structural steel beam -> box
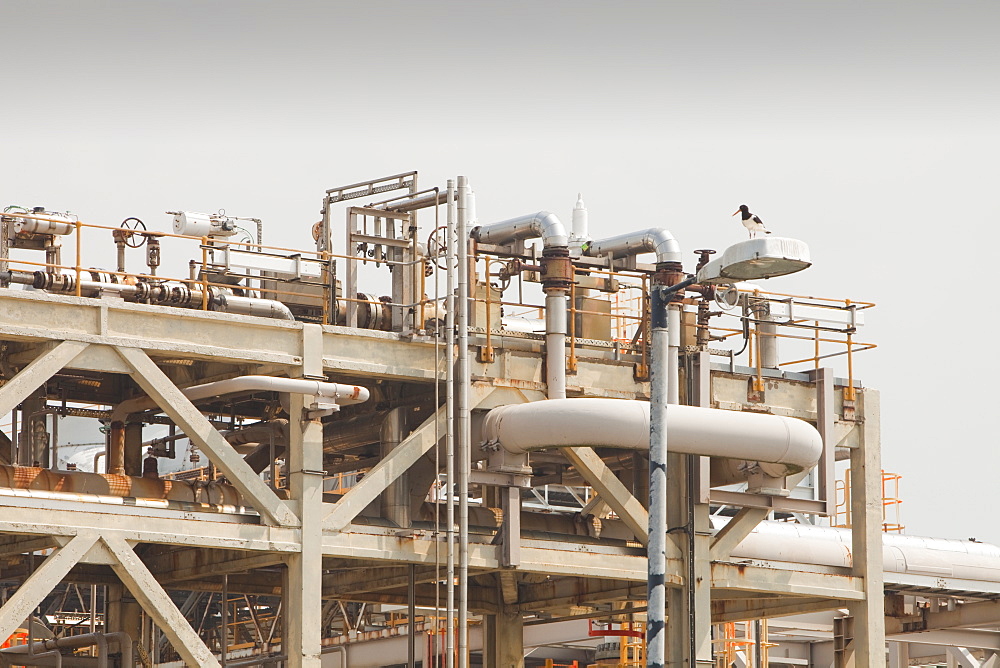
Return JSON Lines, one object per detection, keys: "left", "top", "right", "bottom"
{"left": 710, "top": 507, "right": 770, "bottom": 561}
{"left": 102, "top": 535, "right": 222, "bottom": 668}
{"left": 886, "top": 599, "right": 1000, "bottom": 634}
{"left": 116, "top": 345, "right": 299, "bottom": 527}
{"left": 0, "top": 340, "right": 88, "bottom": 416}
{"left": 0, "top": 531, "right": 98, "bottom": 644}
{"left": 324, "top": 385, "right": 493, "bottom": 532}
{"left": 562, "top": 446, "right": 658, "bottom": 549}
{"left": 712, "top": 596, "right": 849, "bottom": 623}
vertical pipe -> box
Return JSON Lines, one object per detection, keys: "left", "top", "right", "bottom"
{"left": 455, "top": 176, "right": 471, "bottom": 668}
{"left": 545, "top": 293, "right": 568, "bottom": 399}
{"left": 444, "top": 180, "right": 456, "bottom": 668}
{"left": 89, "top": 585, "right": 97, "bottom": 634}
{"left": 667, "top": 305, "right": 681, "bottom": 405}
{"left": 74, "top": 221, "right": 82, "bottom": 297}
{"left": 408, "top": 564, "right": 416, "bottom": 668}
{"left": 221, "top": 575, "right": 228, "bottom": 668}
{"left": 50, "top": 413, "right": 58, "bottom": 470}
{"left": 647, "top": 285, "right": 669, "bottom": 668}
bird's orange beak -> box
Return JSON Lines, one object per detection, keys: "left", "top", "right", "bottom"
{"left": 731, "top": 210, "right": 740, "bottom": 216}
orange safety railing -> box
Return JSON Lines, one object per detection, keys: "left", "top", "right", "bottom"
{"left": 713, "top": 620, "right": 777, "bottom": 668}
{"left": 834, "top": 469, "right": 904, "bottom": 533}
{"left": 0, "top": 211, "right": 434, "bottom": 328}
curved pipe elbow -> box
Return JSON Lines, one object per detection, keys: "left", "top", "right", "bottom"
{"left": 587, "top": 228, "right": 682, "bottom": 265}
{"left": 472, "top": 211, "right": 569, "bottom": 249}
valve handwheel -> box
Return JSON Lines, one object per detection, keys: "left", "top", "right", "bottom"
{"left": 120, "top": 217, "right": 147, "bottom": 248}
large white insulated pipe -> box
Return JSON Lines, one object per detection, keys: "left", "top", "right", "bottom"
{"left": 481, "top": 398, "right": 822, "bottom": 476}
{"left": 718, "top": 518, "right": 1000, "bottom": 582}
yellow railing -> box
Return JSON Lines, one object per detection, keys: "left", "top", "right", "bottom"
{"left": 834, "top": 469, "right": 904, "bottom": 533}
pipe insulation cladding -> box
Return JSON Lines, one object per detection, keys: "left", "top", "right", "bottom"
{"left": 471, "top": 211, "right": 569, "bottom": 248}
{"left": 716, "top": 517, "right": 1000, "bottom": 583}
{"left": 480, "top": 398, "right": 822, "bottom": 475}
{"left": 586, "top": 228, "right": 683, "bottom": 265}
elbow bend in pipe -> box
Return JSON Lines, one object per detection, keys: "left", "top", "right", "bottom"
{"left": 586, "top": 228, "right": 682, "bottom": 265}
{"left": 472, "top": 211, "right": 569, "bottom": 249}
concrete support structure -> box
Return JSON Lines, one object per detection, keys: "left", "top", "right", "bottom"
{"left": 845, "top": 389, "right": 886, "bottom": 666}
{"left": 484, "top": 606, "right": 524, "bottom": 668}
{"left": 0, "top": 183, "right": 924, "bottom": 668}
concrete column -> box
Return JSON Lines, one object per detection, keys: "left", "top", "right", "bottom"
{"left": 380, "top": 407, "right": 410, "bottom": 528}
{"left": 666, "top": 451, "right": 713, "bottom": 666}
{"left": 846, "top": 389, "right": 886, "bottom": 666}
{"left": 484, "top": 606, "right": 523, "bottom": 668}
{"left": 888, "top": 641, "right": 909, "bottom": 668}
{"left": 666, "top": 452, "right": 686, "bottom": 667}
{"left": 106, "top": 584, "right": 143, "bottom": 650}
{"left": 285, "top": 391, "right": 324, "bottom": 668}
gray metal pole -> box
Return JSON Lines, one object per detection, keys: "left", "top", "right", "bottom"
{"left": 647, "top": 285, "right": 669, "bottom": 668}
{"left": 444, "top": 180, "right": 456, "bottom": 668}
{"left": 456, "top": 175, "right": 471, "bottom": 668}
{"left": 408, "top": 564, "right": 416, "bottom": 668}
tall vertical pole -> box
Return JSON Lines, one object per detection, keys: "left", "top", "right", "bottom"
{"left": 456, "top": 175, "right": 471, "bottom": 668}
{"left": 647, "top": 285, "right": 669, "bottom": 668}
{"left": 444, "top": 180, "right": 457, "bottom": 668}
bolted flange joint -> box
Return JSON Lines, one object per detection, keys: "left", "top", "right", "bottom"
{"left": 539, "top": 246, "right": 574, "bottom": 293}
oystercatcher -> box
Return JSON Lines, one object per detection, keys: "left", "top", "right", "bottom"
{"left": 733, "top": 205, "right": 771, "bottom": 238}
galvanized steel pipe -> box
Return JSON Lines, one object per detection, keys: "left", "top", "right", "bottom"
{"left": 586, "top": 229, "right": 683, "bottom": 265}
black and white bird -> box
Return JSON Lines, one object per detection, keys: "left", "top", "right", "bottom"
{"left": 732, "top": 204, "right": 771, "bottom": 238}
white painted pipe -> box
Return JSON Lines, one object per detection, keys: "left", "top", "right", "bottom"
{"left": 586, "top": 228, "right": 682, "bottom": 264}
{"left": 481, "top": 398, "right": 822, "bottom": 475}
{"left": 112, "top": 376, "right": 370, "bottom": 422}
{"left": 545, "top": 293, "right": 568, "bottom": 400}
{"left": 211, "top": 293, "right": 295, "bottom": 321}
{"left": 718, "top": 518, "right": 1000, "bottom": 583}
{"left": 472, "top": 211, "right": 569, "bottom": 249}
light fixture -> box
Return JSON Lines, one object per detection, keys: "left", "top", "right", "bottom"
{"left": 695, "top": 237, "right": 811, "bottom": 285}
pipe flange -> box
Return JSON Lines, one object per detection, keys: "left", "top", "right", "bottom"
{"left": 540, "top": 247, "right": 574, "bottom": 291}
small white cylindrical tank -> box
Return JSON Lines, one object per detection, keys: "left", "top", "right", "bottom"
{"left": 171, "top": 211, "right": 238, "bottom": 238}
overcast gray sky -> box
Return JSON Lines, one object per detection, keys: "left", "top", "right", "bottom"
{"left": 2, "top": 1, "right": 998, "bottom": 541}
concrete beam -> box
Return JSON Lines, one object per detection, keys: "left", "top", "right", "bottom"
{"left": 0, "top": 531, "right": 98, "bottom": 644}
{"left": 116, "top": 345, "right": 298, "bottom": 527}
{"left": 101, "top": 535, "right": 222, "bottom": 668}
{"left": 0, "top": 340, "right": 88, "bottom": 416}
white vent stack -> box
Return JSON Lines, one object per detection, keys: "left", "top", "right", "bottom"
{"left": 571, "top": 193, "right": 588, "bottom": 239}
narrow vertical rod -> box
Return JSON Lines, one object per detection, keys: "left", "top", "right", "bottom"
{"left": 221, "top": 574, "right": 228, "bottom": 668}
{"left": 647, "top": 286, "right": 669, "bottom": 668}
{"left": 408, "top": 564, "right": 416, "bottom": 668}
{"left": 444, "top": 180, "right": 456, "bottom": 668}
{"left": 455, "top": 175, "right": 471, "bottom": 668}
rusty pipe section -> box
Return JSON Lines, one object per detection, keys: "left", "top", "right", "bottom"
{"left": 0, "top": 464, "right": 243, "bottom": 505}
{"left": 107, "top": 376, "right": 369, "bottom": 474}
{"left": 1, "top": 270, "right": 294, "bottom": 320}
{"left": 0, "top": 632, "right": 133, "bottom": 668}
